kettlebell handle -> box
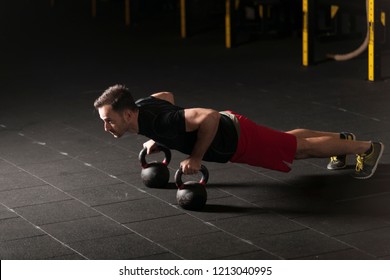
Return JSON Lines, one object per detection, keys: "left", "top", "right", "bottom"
{"left": 174, "top": 165, "right": 209, "bottom": 189}
{"left": 139, "top": 145, "right": 171, "bottom": 168}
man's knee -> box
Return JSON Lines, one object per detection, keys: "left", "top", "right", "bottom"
{"left": 295, "top": 137, "right": 310, "bottom": 159}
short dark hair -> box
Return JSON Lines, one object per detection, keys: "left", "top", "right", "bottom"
{"left": 94, "top": 84, "right": 137, "bottom": 111}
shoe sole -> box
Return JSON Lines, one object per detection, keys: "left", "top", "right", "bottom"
{"left": 327, "top": 163, "right": 346, "bottom": 170}
{"left": 354, "top": 142, "right": 385, "bottom": 180}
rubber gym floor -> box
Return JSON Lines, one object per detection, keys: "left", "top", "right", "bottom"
{"left": 1, "top": 1, "right": 390, "bottom": 260}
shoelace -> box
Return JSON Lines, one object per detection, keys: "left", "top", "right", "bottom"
{"left": 330, "top": 156, "right": 338, "bottom": 162}
{"left": 356, "top": 155, "right": 364, "bottom": 172}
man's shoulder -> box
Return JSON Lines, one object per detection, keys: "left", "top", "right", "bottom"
{"left": 135, "top": 96, "right": 155, "bottom": 106}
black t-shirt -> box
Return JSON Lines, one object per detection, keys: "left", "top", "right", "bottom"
{"left": 136, "top": 96, "right": 238, "bottom": 163}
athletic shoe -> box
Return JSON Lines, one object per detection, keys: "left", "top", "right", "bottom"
{"left": 353, "top": 142, "right": 384, "bottom": 179}
{"left": 327, "top": 132, "right": 356, "bottom": 170}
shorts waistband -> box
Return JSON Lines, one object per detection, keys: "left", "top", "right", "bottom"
{"left": 220, "top": 111, "right": 240, "bottom": 138}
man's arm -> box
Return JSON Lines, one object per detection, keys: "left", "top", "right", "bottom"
{"left": 151, "top": 92, "right": 175, "bottom": 104}
{"left": 181, "top": 108, "right": 220, "bottom": 174}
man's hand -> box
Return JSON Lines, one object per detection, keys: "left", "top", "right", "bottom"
{"left": 180, "top": 157, "right": 202, "bottom": 175}
{"left": 143, "top": 139, "right": 159, "bottom": 154}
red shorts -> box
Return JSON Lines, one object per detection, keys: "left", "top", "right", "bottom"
{"left": 229, "top": 111, "right": 297, "bottom": 172}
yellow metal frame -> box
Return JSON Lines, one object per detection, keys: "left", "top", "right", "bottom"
{"left": 368, "top": 0, "right": 375, "bottom": 81}
{"left": 302, "top": 0, "right": 309, "bottom": 66}
{"left": 330, "top": 5, "right": 339, "bottom": 19}
{"left": 180, "top": 0, "right": 186, "bottom": 38}
{"left": 91, "top": 0, "right": 97, "bottom": 18}
{"left": 125, "top": 0, "right": 131, "bottom": 26}
{"left": 225, "top": 0, "right": 231, "bottom": 48}
{"left": 259, "top": 5, "right": 264, "bottom": 19}
{"left": 381, "top": 11, "right": 386, "bottom": 27}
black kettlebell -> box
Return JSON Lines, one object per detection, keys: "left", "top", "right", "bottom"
{"left": 175, "top": 165, "right": 209, "bottom": 211}
{"left": 139, "top": 145, "right": 171, "bottom": 188}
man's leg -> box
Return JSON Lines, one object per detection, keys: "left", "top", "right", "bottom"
{"left": 293, "top": 136, "right": 371, "bottom": 159}
{"left": 287, "top": 129, "right": 356, "bottom": 169}
{"left": 292, "top": 131, "right": 384, "bottom": 179}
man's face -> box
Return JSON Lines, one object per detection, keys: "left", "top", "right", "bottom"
{"left": 98, "top": 105, "right": 129, "bottom": 138}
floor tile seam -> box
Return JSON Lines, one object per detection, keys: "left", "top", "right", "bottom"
{"left": 9, "top": 197, "right": 94, "bottom": 210}
{"left": 201, "top": 211, "right": 267, "bottom": 223}
{"left": 209, "top": 248, "right": 278, "bottom": 260}
{"left": 15, "top": 157, "right": 81, "bottom": 167}
{"left": 0, "top": 182, "right": 54, "bottom": 193}
{"left": 289, "top": 248, "right": 378, "bottom": 260}
{"left": 0, "top": 216, "right": 19, "bottom": 222}
{"left": 215, "top": 249, "right": 279, "bottom": 260}
{"left": 45, "top": 253, "right": 87, "bottom": 260}
{"left": 84, "top": 196, "right": 152, "bottom": 208}
{"left": 113, "top": 212, "right": 194, "bottom": 225}
{"left": 15, "top": 156, "right": 88, "bottom": 168}
{"left": 59, "top": 180, "right": 134, "bottom": 191}
{"left": 64, "top": 232, "right": 137, "bottom": 246}
{"left": 132, "top": 251, "right": 178, "bottom": 260}
{"left": 287, "top": 220, "right": 379, "bottom": 259}
{"left": 122, "top": 213, "right": 186, "bottom": 225}
{"left": 123, "top": 226, "right": 221, "bottom": 244}
{"left": 21, "top": 212, "right": 103, "bottom": 227}
{"left": 0, "top": 202, "right": 89, "bottom": 259}
{"left": 330, "top": 225, "right": 390, "bottom": 238}
{"left": 0, "top": 198, "right": 74, "bottom": 211}
{"left": 0, "top": 233, "right": 48, "bottom": 244}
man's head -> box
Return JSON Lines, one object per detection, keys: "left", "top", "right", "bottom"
{"left": 94, "top": 84, "right": 137, "bottom": 111}
{"left": 94, "top": 85, "right": 139, "bottom": 138}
